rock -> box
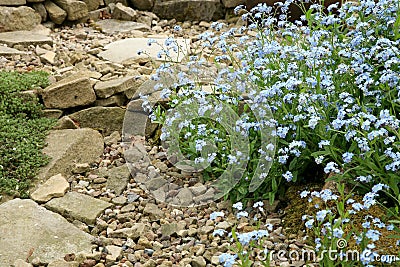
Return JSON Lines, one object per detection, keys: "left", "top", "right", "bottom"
{"left": 104, "top": 131, "right": 121, "bottom": 146}
{"left": 0, "top": 6, "right": 41, "bottom": 32}
{"left": 72, "top": 163, "right": 90, "bottom": 174}
{"left": 69, "top": 107, "right": 125, "bottom": 136}
{"left": 31, "top": 173, "right": 69, "bottom": 203}
{"left": 44, "top": 0, "right": 67, "bottom": 24}
{"left": 39, "top": 129, "right": 104, "bottom": 180}
{"left": 94, "top": 76, "right": 139, "bottom": 99}
{"left": 191, "top": 256, "right": 206, "bottom": 267}
{"left": 32, "top": 3, "right": 47, "bottom": 22}
{"left": 109, "top": 223, "right": 147, "bottom": 240}
{"left": 82, "top": 0, "right": 100, "bottom": 11}
{"left": 105, "top": 245, "right": 122, "bottom": 262}
{"left": 161, "top": 223, "right": 179, "bottom": 237}
{"left": 145, "top": 177, "right": 167, "bottom": 191}
{"left": 13, "top": 259, "right": 32, "bottom": 267}
{"left": 152, "top": 0, "right": 224, "bottom": 21}
{"left": 0, "top": 0, "right": 26, "bottom": 5}
{"left": 94, "top": 19, "right": 150, "bottom": 34}
{"left": 176, "top": 188, "right": 194, "bottom": 206}
{"left": 105, "top": 165, "right": 131, "bottom": 195}
{"left": 0, "top": 45, "right": 27, "bottom": 55}
{"left": 129, "top": 0, "right": 154, "bottom": 11}
{"left": 0, "top": 31, "right": 52, "bottom": 47}
{"left": 98, "top": 37, "right": 190, "bottom": 64}
{"left": 41, "top": 73, "right": 96, "bottom": 109}
{"left": 53, "top": 116, "right": 79, "bottom": 130}
{"left": 222, "top": 0, "right": 245, "bottom": 8}
{"left": 112, "top": 2, "right": 137, "bottom": 21}
{"left": 0, "top": 199, "right": 92, "bottom": 266}
{"left": 40, "top": 50, "right": 56, "bottom": 64}
{"left": 48, "top": 260, "right": 79, "bottom": 267}
{"left": 143, "top": 203, "right": 163, "bottom": 220}
{"left": 95, "top": 94, "right": 127, "bottom": 107}
{"left": 45, "top": 191, "right": 112, "bottom": 225}
{"left": 52, "top": 0, "right": 88, "bottom": 21}
{"left": 42, "top": 109, "right": 63, "bottom": 119}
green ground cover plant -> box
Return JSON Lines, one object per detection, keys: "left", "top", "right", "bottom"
{"left": 0, "top": 71, "right": 54, "bottom": 198}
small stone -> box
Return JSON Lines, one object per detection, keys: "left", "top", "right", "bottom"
{"left": 143, "top": 203, "right": 163, "bottom": 220}
{"left": 191, "top": 256, "right": 206, "bottom": 267}
{"left": 105, "top": 245, "right": 122, "bottom": 262}
{"left": 72, "top": 163, "right": 90, "bottom": 174}
{"left": 30, "top": 173, "right": 69, "bottom": 203}
{"left": 13, "top": 259, "right": 32, "bottom": 267}
{"left": 112, "top": 196, "right": 127, "bottom": 205}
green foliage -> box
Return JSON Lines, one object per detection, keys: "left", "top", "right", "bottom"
{"left": 0, "top": 71, "right": 55, "bottom": 197}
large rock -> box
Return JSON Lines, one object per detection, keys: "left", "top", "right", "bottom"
{"left": 112, "top": 2, "right": 137, "bottom": 21}
{"left": 0, "top": 45, "right": 27, "bottom": 55}
{"left": 94, "top": 76, "right": 139, "bottom": 99}
{"left": 98, "top": 37, "right": 190, "bottom": 64}
{"left": 31, "top": 173, "right": 69, "bottom": 203}
{"left": 69, "top": 107, "right": 125, "bottom": 136}
{"left": 44, "top": 0, "right": 67, "bottom": 24}
{"left": 222, "top": 0, "right": 245, "bottom": 8}
{"left": 129, "top": 0, "right": 154, "bottom": 11}
{"left": 45, "top": 191, "right": 112, "bottom": 225}
{"left": 0, "top": 30, "right": 52, "bottom": 47}
{"left": 94, "top": 19, "right": 150, "bottom": 34}
{"left": 0, "top": 6, "right": 41, "bottom": 32}
{"left": 0, "top": 0, "right": 26, "bottom": 5}
{"left": 41, "top": 73, "right": 96, "bottom": 109}
{"left": 52, "top": 0, "right": 88, "bottom": 21}
{"left": 0, "top": 199, "right": 92, "bottom": 266}
{"left": 152, "top": 0, "right": 224, "bottom": 21}
{"left": 39, "top": 128, "right": 104, "bottom": 180}
{"left": 81, "top": 0, "right": 100, "bottom": 11}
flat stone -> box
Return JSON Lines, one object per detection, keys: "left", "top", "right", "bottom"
{"left": 31, "top": 173, "right": 69, "bottom": 203}
{"left": 69, "top": 106, "right": 125, "bottom": 136}
{"left": 98, "top": 37, "right": 190, "bottom": 64}
{"left": 42, "top": 72, "right": 96, "bottom": 109}
{"left": 94, "top": 76, "right": 138, "bottom": 99}
{"left": 0, "top": 31, "right": 51, "bottom": 47}
{"left": 109, "top": 223, "right": 147, "bottom": 240}
{"left": 0, "top": 45, "right": 27, "bottom": 55}
{"left": 105, "top": 165, "right": 131, "bottom": 195}
{"left": 0, "top": 199, "right": 92, "bottom": 266}
{"left": 47, "top": 260, "right": 79, "bottom": 267}
{"left": 143, "top": 203, "right": 164, "bottom": 220}
{"left": 94, "top": 19, "right": 150, "bottom": 34}
{"left": 45, "top": 191, "right": 112, "bottom": 225}
{"left": 112, "top": 2, "right": 137, "bottom": 21}
{"left": 13, "top": 259, "right": 32, "bottom": 267}
{"left": 39, "top": 129, "right": 104, "bottom": 180}
{"left": 53, "top": 0, "right": 88, "bottom": 21}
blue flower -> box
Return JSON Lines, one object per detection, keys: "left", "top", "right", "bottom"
{"left": 233, "top": 202, "right": 243, "bottom": 211}
{"left": 210, "top": 211, "right": 224, "bottom": 220}
{"left": 219, "top": 253, "right": 237, "bottom": 267}
{"left": 213, "top": 229, "right": 227, "bottom": 237}
{"left": 342, "top": 152, "right": 354, "bottom": 163}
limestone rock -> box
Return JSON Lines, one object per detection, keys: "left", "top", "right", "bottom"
{"left": 39, "top": 128, "right": 104, "bottom": 180}
{"left": 152, "top": 0, "right": 224, "bottom": 21}
{"left": 0, "top": 0, "right": 26, "bottom": 5}
{"left": 94, "top": 19, "right": 150, "bottom": 34}
{"left": 94, "top": 76, "right": 139, "bottom": 99}
{"left": 98, "top": 37, "right": 190, "bottom": 63}
{"left": 105, "top": 165, "right": 131, "bottom": 195}
{"left": 222, "top": 0, "right": 245, "bottom": 8}
{"left": 0, "top": 45, "right": 27, "bottom": 56}
{"left": 69, "top": 106, "right": 125, "bottom": 136}
{"left": 44, "top": 0, "right": 67, "bottom": 24}
{"left": 52, "top": 0, "right": 88, "bottom": 21}
{"left": 31, "top": 173, "right": 69, "bottom": 203}
{"left": 143, "top": 203, "right": 164, "bottom": 220}
{"left": 0, "top": 6, "right": 41, "bottom": 32}
{"left": 81, "top": 0, "right": 100, "bottom": 11}
{"left": 129, "top": 0, "right": 154, "bottom": 11}
{"left": 13, "top": 259, "right": 32, "bottom": 267}
{"left": 32, "top": 2, "right": 47, "bottom": 22}
{"left": 45, "top": 191, "right": 112, "bottom": 225}
{"left": 112, "top": 2, "right": 137, "bottom": 21}
{"left": 41, "top": 72, "right": 96, "bottom": 109}
{"left": 95, "top": 94, "right": 127, "bottom": 107}
{"left": 0, "top": 31, "right": 52, "bottom": 47}
{"left": 0, "top": 199, "right": 92, "bottom": 266}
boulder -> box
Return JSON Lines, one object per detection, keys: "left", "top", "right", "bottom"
{"left": 44, "top": 0, "right": 67, "bottom": 24}
{"left": 112, "top": 2, "right": 137, "bottom": 21}
{"left": 0, "top": 0, "right": 26, "bottom": 5}
{"left": 45, "top": 192, "right": 112, "bottom": 225}
{"left": 39, "top": 128, "right": 104, "bottom": 180}
{"left": 30, "top": 173, "right": 69, "bottom": 203}
{"left": 52, "top": 0, "right": 88, "bottom": 21}
{"left": 69, "top": 107, "right": 125, "bottom": 136}
{"left": 41, "top": 72, "right": 96, "bottom": 109}
{"left": 129, "top": 0, "right": 154, "bottom": 11}
{"left": 0, "top": 6, "right": 41, "bottom": 32}
{"left": 81, "top": 0, "right": 100, "bottom": 11}
{"left": 0, "top": 199, "right": 92, "bottom": 266}
{"left": 152, "top": 0, "right": 224, "bottom": 21}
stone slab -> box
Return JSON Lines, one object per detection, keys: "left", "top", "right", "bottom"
{"left": 94, "top": 19, "right": 150, "bottom": 34}
{"left": 0, "top": 45, "right": 27, "bottom": 55}
{"left": 31, "top": 173, "right": 69, "bottom": 203}
{"left": 0, "top": 199, "right": 92, "bottom": 266}
{"left": 98, "top": 37, "right": 190, "bottom": 64}
{"left": 45, "top": 191, "right": 112, "bottom": 225}
{"left": 0, "top": 0, "right": 26, "bottom": 5}
{"left": 39, "top": 128, "right": 104, "bottom": 180}
{"left": 0, "top": 31, "right": 52, "bottom": 47}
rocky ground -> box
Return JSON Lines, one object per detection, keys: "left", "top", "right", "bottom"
{"left": 0, "top": 15, "right": 313, "bottom": 267}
